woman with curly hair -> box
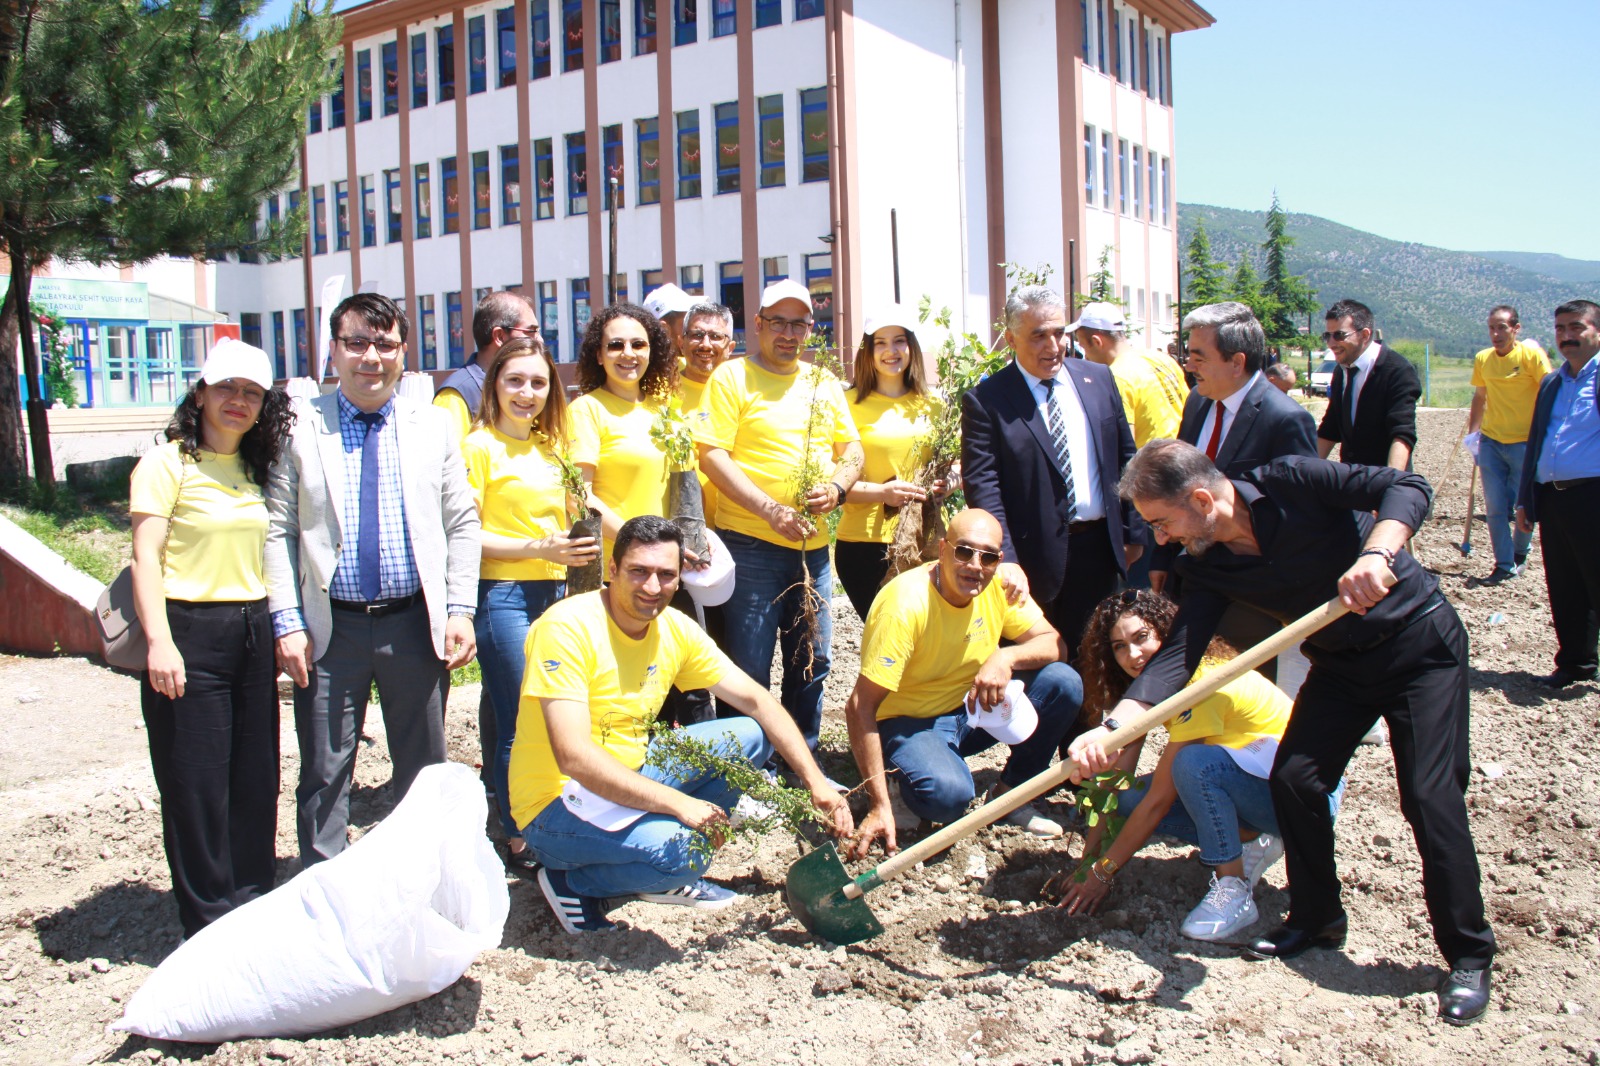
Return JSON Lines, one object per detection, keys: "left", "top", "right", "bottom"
{"left": 129, "top": 339, "right": 294, "bottom": 937}
{"left": 1052, "top": 589, "right": 1340, "bottom": 942}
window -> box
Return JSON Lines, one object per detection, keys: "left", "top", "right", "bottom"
{"left": 265, "top": 195, "right": 281, "bottom": 261}
{"left": 534, "top": 137, "right": 554, "bottom": 219}
{"left": 384, "top": 169, "right": 402, "bottom": 242}
{"left": 468, "top": 15, "right": 487, "bottom": 93}
{"left": 1124, "top": 9, "right": 1139, "bottom": 89}
{"left": 1117, "top": 138, "right": 1128, "bottom": 215}
{"left": 241, "top": 313, "right": 263, "bottom": 352}
{"left": 635, "top": 0, "right": 657, "bottom": 54}
{"left": 437, "top": 25, "right": 455, "bottom": 102}
{"left": 1160, "top": 156, "right": 1171, "bottom": 227}
{"left": 804, "top": 252, "right": 832, "bottom": 341}
{"left": 357, "top": 49, "right": 372, "bottom": 121}
{"left": 292, "top": 309, "right": 308, "bottom": 376}
{"left": 495, "top": 8, "right": 517, "bottom": 87}
{"left": 1100, "top": 131, "right": 1111, "bottom": 210}
{"left": 675, "top": 0, "right": 697, "bottom": 45}
{"left": 1131, "top": 146, "right": 1142, "bottom": 219}
{"left": 714, "top": 101, "right": 739, "bottom": 194}
{"left": 566, "top": 133, "right": 587, "bottom": 215}
{"left": 795, "top": 0, "right": 824, "bottom": 18}
{"left": 763, "top": 256, "right": 788, "bottom": 288}
{"left": 286, "top": 189, "right": 301, "bottom": 257}
{"left": 414, "top": 162, "right": 432, "bottom": 238}
{"left": 758, "top": 94, "right": 784, "bottom": 188}
{"left": 680, "top": 264, "right": 704, "bottom": 295}
{"left": 1083, "top": 125, "right": 1096, "bottom": 203}
{"left": 600, "top": 0, "right": 621, "bottom": 62}
{"left": 446, "top": 291, "right": 465, "bottom": 367}
{"left": 1152, "top": 32, "right": 1166, "bottom": 104}
{"left": 1080, "top": 0, "right": 1090, "bottom": 62}
{"left": 1095, "top": 0, "right": 1110, "bottom": 75}
{"left": 800, "top": 87, "right": 828, "bottom": 182}
{"left": 676, "top": 109, "right": 702, "bottom": 198}
{"left": 411, "top": 32, "right": 429, "bottom": 108}
{"left": 609, "top": 275, "right": 629, "bottom": 304}
{"left": 572, "top": 277, "right": 591, "bottom": 338}
{"left": 1137, "top": 288, "right": 1146, "bottom": 323}
{"left": 563, "top": 0, "right": 583, "bottom": 73}
{"left": 501, "top": 145, "right": 521, "bottom": 224}
{"left": 755, "top": 0, "right": 780, "bottom": 28}
{"left": 712, "top": 0, "right": 735, "bottom": 37}
{"left": 329, "top": 60, "right": 346, "bottom": 128}
{"left": 360, "top": 175, "right": 376, "bottom": 247}
{"left": 271, "top": 312, "right": 286, "bottom": 379}
{"left": 719, "top": 261, "right": 744, "bottom": 346}
{"left": 382, "top": 41, "right": 399, "bottom": 116}
{"left": 537, "top": 281, "right": 559, "bottom": 360}
{"left": 602, "top": 124, "right": 623, "bottom": 209}
{"left": 471, "top": 151, "right": 491, "bottom": 229}
{"left": 441, "top": 156, "right": 460, "bottom": 234}
{"left": 637, "top": 118, "right": 660, "bottom": 205}
{"left": 531, "top": 0, "right": 551, "bottom": 78}
{"left": 641, "top": 268, "right": 664, "bottom": 299}
{"left": 418, "top": 294, "right": 438, "bottom": 369}
{"left": 312, "top": 184, "right": 328, "bottom": 254}
{"left": 1146, "top": 149, "right": 1157, "bottom": 222}
{"left": 308, "top": 95, "right": 322, "bottom": 134}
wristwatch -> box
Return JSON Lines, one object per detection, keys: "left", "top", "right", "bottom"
{"left": 1091, "top": 856, "right": 1120, "bottom": 883}
{"left": 830, "top": 481, "right": 847, "bottom": 511}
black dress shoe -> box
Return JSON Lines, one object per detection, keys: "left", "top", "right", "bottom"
{"left": 1438, "top": 967, "right": 1491, "bottom": 1025}
{"left": 1243, "top": 916, "right": 1348, "bottom": 960}
{"left": 1541, "top": 667, "right": 1598, "bottom": 688}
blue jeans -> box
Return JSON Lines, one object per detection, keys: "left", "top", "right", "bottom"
{"left": 1478, "top": 437, "right": 1532, "bottom": 570}
{"left": 876, "top": 663, "right": 1084, "bottom": 823}
{"left": 521, "top": 717, "right": 773, "bottom": 898}
{"left": 475, "top": 578, "right": 565, "bottom": 838}
{"left": 1118, "top": 743, "right": 1344, "bottom": 866}
{"left": 716, "top": 528, "right": 832, "bottom": 749}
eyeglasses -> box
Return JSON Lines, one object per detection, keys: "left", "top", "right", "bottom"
{"left": 505, "top": 324, "right": 540, "bottom": 337}
{"left": 339, "top": 335, "right": 402, "bottom": 355}
{"left": 686, "top": 329, "right": 731, "bottom": 344}
{"left": 760, "top": 315, "right": 814, "bottom": 337}
{"left": 1320, "top": 329, "right": 1363, "bottom": 344}
{"left": 951, "top": 543, "right": 1003, "bottom": 567}
{"left": 1119, "top": 588, "right": 1142, "bottom": 606}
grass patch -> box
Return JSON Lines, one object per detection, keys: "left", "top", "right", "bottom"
{"left": 451, "top": 659, "right": 482, "bottom": 686}
{"left": 0, "top": 490, "right": 130, "bottom": 584}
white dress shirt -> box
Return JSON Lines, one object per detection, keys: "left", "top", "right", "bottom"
{"left": 1344, "top": 341, "right": 1381, "bottom": 417}
{"left": 1196, "top": 370, "right": 1263, "bottom": 456}
{"left": 1017, "top": 361, "right": 1105, "bottom": 521}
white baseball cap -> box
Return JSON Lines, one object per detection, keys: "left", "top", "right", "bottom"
{"left": 965, "top": 679, "right": 1039, "bottom": 746}
{"left": 201, "top": 337, "right": 275, "bottom": 390}
{"left": 862, "top": 305, "right": 919, "bottom": 339}
{"left": 757, "top": 278, "right": 814, "bottom": 314}
{"left": 642, "top": 283, "right": 696, "bottom": 320}
{"left": 1065, "top": 302, "right": 1127, "bottom": 334}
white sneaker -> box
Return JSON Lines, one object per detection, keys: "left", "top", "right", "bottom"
{"left": 1241, "top": 833, "right": 1285, "bottom": 887}
{"left": 998, "top": 801, "right": 1063, "bottom": 838}
{"left": 1180, "top": 874, "right": 1258, "bottom": 941}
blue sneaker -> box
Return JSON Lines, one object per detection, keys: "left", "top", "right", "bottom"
{"left": 537, "top": 867, "right": 616, "bottom": 934}
{"left": 636, "top": 878, "right": 739, "bottom": 910}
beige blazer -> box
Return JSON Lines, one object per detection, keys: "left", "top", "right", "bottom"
{"left": 264, "top": 391, "right": 480, "bottom": 662}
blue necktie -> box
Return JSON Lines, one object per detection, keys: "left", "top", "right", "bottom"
{"left": 355, "top": 410, "right": 386, "bottom": 602}
{"left": 1042, "top": 380, "right": 1078, "bottom": 522}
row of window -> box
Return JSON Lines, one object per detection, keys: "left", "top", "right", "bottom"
{"left": 1082, "top": 124, "right": 1171, "bottom": 228}
{"left": 306, "top": 0, "right": 826, "bottom": 133}
{"left": 1081, "top": 0, "right": 1169, "bottom": 106}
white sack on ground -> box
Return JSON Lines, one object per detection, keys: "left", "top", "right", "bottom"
{"left": 112, "top": 762, "right": 509, "bottom": 1042}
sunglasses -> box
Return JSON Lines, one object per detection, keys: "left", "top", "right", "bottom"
{"left": 951, "top": 543, "right": 1003, "bottom": 567}
{"left": 1320, "top": 329, "right": 1363, "bottom": 343}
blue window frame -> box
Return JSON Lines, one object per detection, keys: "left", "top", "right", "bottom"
{"left": 356, "top": 49, "right": 372, "bottom": 121}
{"left": 286, "top": 189, "right": 301, "bottom": 258}
{"left": 411, "top": 32, "right": 428, "bottom": 108}
{"left": 1083, "top": 125, "right": 1096, "bottom": 203}
{"left": 635, "top": 0, "right": 657, "bottom": 54}
{"left": 311, "top": 185, "right": 327, "bottom": 255}
{"left": 468, "top": 14, "right": 487, "bottom": 94}
{"left": 712, "top": 0, "right": 734, "bottom": 37}
{"left": 674, "top": 0, "right": 697, "bottom": 45}
{"left": 800, "top": 86, "right": 827, "bottom": 182}
{"left": 571, "top": 277, "right": 590, "bottom": 340}
{"left": 333, "top": 180, "right": 349, "bottom": 251}
{"left": 531, "top": 0, "right": 552, "bottom": 78}
{"left": 636, "top": 117, "right": 660, "bottom": 205}
{"left": 265, "top": 195, "right": 281, "bottom": 261}
{"left": 414, "top": 162, "right": 432, "bottom": 238}
{"left": 600, "top": 0, "right": 620, "bottom": 62}
{"left": 755, "top": 0, "right": 779, "bottom": 28}
{"left": 472, "top": 150, "right": 491, "bottom": 229}
{"left": 446, "top": 291, "right": 465, "bottom": 367}
{"left": 795, "top": 0, "right": 824, "bottom": 18}
{"left": 804, "top": 251, "right": 832, "bottom": 342}
{"left": 538, "top": 280, "right": 559, "bottom": 360}
{"left": 562, "top": 0, "right": 583, "bottom": 73}
{"left": 534, "top": 136, "right": 554, "bottom": 219}
{"left": 497, "top": 7, "right": 517, "bottom": 87}
{"left": 418, "top": 294, "right": 438, "bottom": 369}
{"left": 329, "top": 60, "right": 346, "bottom": 128}
{"left": 441, "top": 156, "right": 460, "bottom": 234}
{"left": 385, "top": 169, "right": 402, "bottom": 242}
{"left": 291, "top": 309, "right": 308, "bottom": 376}
{"left": 1080, "top": 0, "right": 1090, "bottom": 60}
{"left": 501, "top": 144, "right": 521, "bottom": 224}
{"left": 718, "top": 260, "right": 744, "bottom": 348}
{"left": 437, "top": 24, "right": 456, "bottom": 102}
{"left": 759, "top": 94, "right": 783, "bottom": 188}
{"left": 566, "top": 132, "right": 587, "bottom": 215}
{"left": 241, "top": 313, "right": 262, "bottom": 352}
{"left": 679, "top": 264, "right": 703, "bottom": 295}
{"left": 271, "top": 311, "right": 286, "bottom": 379}
{"left": 714, "top": 100, "right": 738, "bottom": 194}
{"left": 602, "top": 124, "right": 623, "bottom": 209}
{"left": 676, "top": 108, "right": 700, "bottom": 198}
{"left": 762, "top": 255, "right": 788, "bottom": 289}
{"left": 308, "top": 95, "right": 322, "bottom": 134}
{"left": 360, "top": 175, "right": 376, "bottom": 247}
{"left": 381, "top": 41, "right": 398, "bottom": 116}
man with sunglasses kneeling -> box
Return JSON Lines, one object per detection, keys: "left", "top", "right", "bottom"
{"left": 842, "top": 509, "right": 1084, "bottom": 859}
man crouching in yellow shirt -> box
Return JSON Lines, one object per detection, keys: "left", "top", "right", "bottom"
{"left": 513, "top": 515, "right": 854, "bottom": 934}
{"left": 843, "top": 509, "right": 1085, "bottom": 860}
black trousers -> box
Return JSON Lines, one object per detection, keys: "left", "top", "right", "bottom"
{"left": 835, "top": 538, "right": 892, "bottom": 623}
{"left": 1273, "top": 603, "right": 1495, "bottom": 969}
{"left": 660, "top": 586, "right": 715, "bottom": 726}
{"left": 1536, "top": 481, "right": 1600, "bottom": 674}
{"left": 141, "top": 599, "right": 279, "bottom": 937}
{"left": 1042, "top": 521, "right": 1120, "bottom": 662}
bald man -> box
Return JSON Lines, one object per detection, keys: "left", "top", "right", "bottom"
{"left": 843, "top": 510, "right": 1084, "bottom": 857}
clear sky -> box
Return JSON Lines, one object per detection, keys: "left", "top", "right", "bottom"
{"left": 1173, "top": 0, "right": 1597, "bottom": 260}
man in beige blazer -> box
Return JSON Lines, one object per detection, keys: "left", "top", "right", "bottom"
{"left": 265, "top": 292, "right": 480, "bottom": 864}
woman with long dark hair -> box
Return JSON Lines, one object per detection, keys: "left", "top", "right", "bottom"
{"left": 462, "top": 336, "right": 597, "bottom": 871}
{"left": 129, "top": 339, "right": 294, "bottom": 938}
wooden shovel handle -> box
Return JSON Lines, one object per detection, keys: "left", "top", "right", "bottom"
{"left": 844, "top": 573, "right": 1396, "bottom": 898}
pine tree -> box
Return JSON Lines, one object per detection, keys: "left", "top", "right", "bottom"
{"left": 1228, "top": 257, "right": 1280, "bottom": 327}
{"left": 1181, "top": 219, "right": 1228, "bottom": 319}
{"left": 0, "top": 0, "right": 340, "bottom": 495}
{"left": 1086, "top": 245, "right": 1120, "bottom": 305}
{"left": 1259, "top": 193, "right": 1318, "bottom": 346}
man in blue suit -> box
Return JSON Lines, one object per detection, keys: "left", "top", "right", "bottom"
{"left": 961, "top": 285, "right": 1143, "bottom": 661}
{"left": 1516, "top": 299, "right": 1600, "bottom": 689}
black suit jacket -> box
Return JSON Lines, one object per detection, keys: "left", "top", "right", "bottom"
{"left": 1316, "top": 345, "right": 1421, "bottom": 467}
{"left": 1152, "top": 373, "right": 1319, "bottom": 572}
{"left": 1515, "top": 367, "right": 1566, "bottom": 524}
{"left": 961, "top": 359, "right": 1141, "bottom": 606}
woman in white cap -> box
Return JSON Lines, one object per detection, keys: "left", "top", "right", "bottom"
{"left": 836, "top": 309, "right": 945, "bottom": 621}
{"left": 128, "top": 338, "right": 295, "bottom": 938}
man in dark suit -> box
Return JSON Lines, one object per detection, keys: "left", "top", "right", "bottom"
{"left": 1516, "top": 299, "right": 1600, "bottom": 688}
{"left": 962, "top": 285, "right": 1142, "bottom": 659}
{"left": 1316, "top": 300, "right": 1422, "bottom": 469}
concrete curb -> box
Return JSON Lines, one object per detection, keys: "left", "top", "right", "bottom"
{"left": 0, "top": 511, "right": 109, "bottom": 659}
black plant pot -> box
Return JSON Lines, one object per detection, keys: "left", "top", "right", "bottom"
{"left": 566, "top": 509, "right": 604, "bottom": 595}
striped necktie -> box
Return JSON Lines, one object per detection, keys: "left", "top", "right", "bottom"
{"left": 1042, "top": 379, "right": 1078, "bottom": 522}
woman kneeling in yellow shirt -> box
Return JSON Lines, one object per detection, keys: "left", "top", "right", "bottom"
{"left": 464, "top": 336, "right": 599, "bottom": 871}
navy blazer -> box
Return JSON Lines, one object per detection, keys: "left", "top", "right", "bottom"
{"left": 1317, "top": 346, "right": 1422, "bottom": 467}
{"left": 1515, "top": 368, "right": 1566, "bottom": 524}
{"left": 960, "top": 359, "right": 1141, "bottom": 606}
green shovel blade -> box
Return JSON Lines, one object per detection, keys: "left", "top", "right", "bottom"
{"left": 784, "top": 841, "right": 885, "bottom": 946}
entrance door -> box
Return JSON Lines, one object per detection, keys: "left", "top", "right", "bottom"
{"left": 100, "top": 324, "right": 141, "bottom": 406}
{"left": 145, "top": 327, "right": 178, "bottom": 406}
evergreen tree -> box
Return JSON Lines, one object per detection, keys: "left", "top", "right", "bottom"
{"left": 1181, "top": 219, "right": 1228, "bottom": 319}
{"left": 1229, "top": 257, "right": 1280, "bottom": 328}
{"left": 0, "top": 0, "right": 340, "bottom": 494}
{"left": 1259, "top": 192, "right": 1318, "bottom": 346}
{"left": 1086, "top": 245, "right": 1120, "bottom": 305}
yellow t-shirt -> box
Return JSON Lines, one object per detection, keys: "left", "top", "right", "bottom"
{"left": 1165, "top": 658, "right": 1291, "bottom": 763}
{"left": 838, "top": 388, "right": 939, "bottom": 544}
{"left": 509, "top": 591, "right": 733, "bottom": 826}
{"left": 700, "top": 357, "right": 860, "bottom": 548}
{"left": 569, "top": 390, "right": 673, "bottom": 557}
{"left": 1111, "top": 350, "right": 1188, "bottom": 447}
{"left": 1471, "top": 341, "right": 1551, "bottom": 445}
{"left": 462, "top": 424, "right": 569, "bottom": 583}
{"left": 859, "top": 563, "right": 1044, "bottom": 720}
{"left": 678, "top": 374, "right": 718, "bottom": 526}
{"left": 433, "top": 388, "right": 473, "bottom": 444}
{"left": 128, "top": 442, "right": 267, "bottom": 602}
